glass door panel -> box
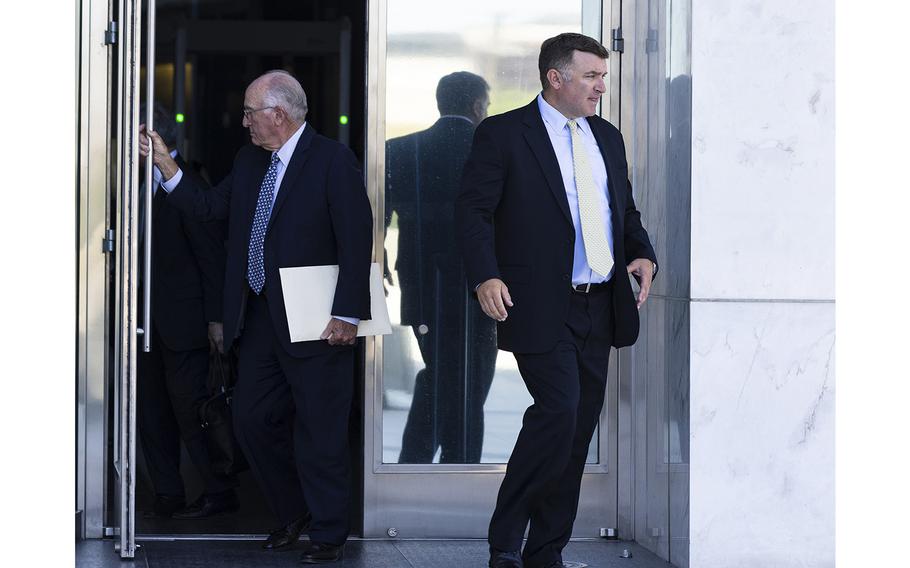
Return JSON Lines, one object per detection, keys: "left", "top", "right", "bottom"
{"left": 366, "top": 0, "right": 618, "bottom": 538}
{"left": 380, "top": 0, "right": 597, "bottom": 467}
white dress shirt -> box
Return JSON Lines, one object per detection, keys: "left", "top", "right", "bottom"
{"left": 161, "top": 123, "right": 359, "bottom": 326}
{"left": 536, "top": 93, "right": 615, "bottom": 284}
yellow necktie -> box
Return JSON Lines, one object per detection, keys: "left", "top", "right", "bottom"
{"left": 567, "top": 119, "right": 614, "bottom": 278}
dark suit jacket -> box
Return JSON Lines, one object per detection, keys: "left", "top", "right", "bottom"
{"left": 386, "top": 116, "right": 475, "bottom": 326}
{"left": 166, "top": 126, "right": 373, "bottom": 358}
{"left": 150, "top": 156, "right": 225, "bottom": 352}
{"left": 456, "top": 99, "right": 657, "bottom": 353}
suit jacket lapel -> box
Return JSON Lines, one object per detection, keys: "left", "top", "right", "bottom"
{"left": 240, "top": 149, "right": 272, "bottom": 259}
{"left": 590, "top": 120, "right": 624, "bottom": 230}
{"left": 246, "top": 149, "right": 271, "bottom": 218}
{"left": 521, "top": 101, "right": 573, "bottom": 226}
{"left": 267, "top": 125, "right": 315, "bottom": 233}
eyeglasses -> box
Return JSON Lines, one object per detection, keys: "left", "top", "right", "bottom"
{"left": 242, "top": 106, "right": 275, "bottom": 119}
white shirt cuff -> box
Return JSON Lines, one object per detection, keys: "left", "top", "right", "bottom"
{"left": 161, "top": 168, "right": 183, "bottom": 193}
{"left": 332, "top": 316, "right": 360, "bottom": 326}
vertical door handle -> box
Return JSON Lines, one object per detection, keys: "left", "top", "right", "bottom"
{"left": 141, "top": 0, "right": 156, "bottom": 353}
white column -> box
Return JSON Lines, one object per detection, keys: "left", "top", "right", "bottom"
{"left": 690, "top": 1, "right": 835, "bottom": 566}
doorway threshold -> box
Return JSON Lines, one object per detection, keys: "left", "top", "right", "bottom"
{"left": 78, "top": 538, "right": 674, "bottom": 567}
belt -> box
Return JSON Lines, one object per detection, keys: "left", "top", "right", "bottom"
{"left": 571, "top": 280, "right": 612, "bottom": 294}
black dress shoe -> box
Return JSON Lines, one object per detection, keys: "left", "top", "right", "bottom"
{"left": 262, "top": 513, "right": 311, "bottom": 550}
{"left": 144, "top": 494, "right": 186, "bottom": 518}
{"left": 299, "top": 541, "right": 343, "bottom": 564}
{"left": 172, "top": 491, "right": 239, "bottom": 519}
{"left": 489, "top": 549, "right": 524, "bottom": 568}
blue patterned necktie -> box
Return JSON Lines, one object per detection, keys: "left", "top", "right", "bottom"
{"left": 247, "top": 152, "right": 280, "bottom": 294}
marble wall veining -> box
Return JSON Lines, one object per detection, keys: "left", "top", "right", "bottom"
{"left": 689, "top": 302, "right": 835, "bottom": 567}
{"left": 685, "top": 1, "right": 836, "bottom": 566}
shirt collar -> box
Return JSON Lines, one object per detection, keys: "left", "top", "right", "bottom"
{"left": 536, "top": 93, "right": 591, "bottom": 136}
{"left": 275, "top": 122, "right": 307, "bottom": 166}
{"left": 439, "top": 114, "right": 475, "bottom": 126}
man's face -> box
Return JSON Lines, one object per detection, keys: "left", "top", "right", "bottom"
{"left": 554, "top": 50, "right": 608, "bottom": 118}
{"left": 242, "top": 82, "right": 281, "bottom": 150}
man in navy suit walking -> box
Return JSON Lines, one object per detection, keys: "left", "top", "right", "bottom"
{"left": 457, "top": 34, "right": 658, "bottom": 568}
{"left": 141, "top": 70, "right": 372, "bottom": 564}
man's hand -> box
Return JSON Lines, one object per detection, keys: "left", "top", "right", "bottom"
{"left": 320, "top": 318, "right": 358, "bottom": 346}
{"left": 208, "top": 322, "right": 224, "bottom": 354}
{"left": 476, "top": 278, "right": 513, "bottom": 321}
{"left": 627, "top": 258, "right": 655, "bottom": 309}
{"left": 138, "top": 125, "right": 179, "bottom": 181}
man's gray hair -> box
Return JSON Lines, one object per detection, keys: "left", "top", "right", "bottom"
{"left": 260, "top": 70, "right": 308, "bottom": 123}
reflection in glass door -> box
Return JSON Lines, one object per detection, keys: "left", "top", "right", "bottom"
{"left": 365, "top": 0, "right": 621, "bottom": 538}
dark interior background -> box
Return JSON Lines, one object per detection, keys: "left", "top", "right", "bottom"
{"left": 144, "top": 0, "right": 367, "bottom": 182}
{"left": 131, "top": 0, "right": 367, "bottom": 536}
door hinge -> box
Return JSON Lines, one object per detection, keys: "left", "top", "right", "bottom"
{"left": 646, "top": 28, "right": 659, "bottom": 53}
{"left": 102, "top": 229, "right": 115, "bottom": 253}
{"left": 611, "top": 28, "right": 624, "bottom": 53}
{"left": 104, "top": 21, "right": 118, "bottom": 45}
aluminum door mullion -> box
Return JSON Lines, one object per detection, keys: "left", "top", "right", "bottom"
{"left": 140, "top": 0, "right": 155, "bottom": 353}
{"left": 115, "top": 0, "right": 142, "bottom": 559}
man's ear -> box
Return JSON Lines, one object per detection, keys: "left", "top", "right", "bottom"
{"left": 547, "top": 68, "right": 563, "bottom": 90}
{"left": 272, "top": 106, "right": 286, "bottom": 125}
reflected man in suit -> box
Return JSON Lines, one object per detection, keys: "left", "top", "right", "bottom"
{"left": 456, "top": 34, "right": 658, "bottom": 568}
{"left": 141, "top": 70, "right": 372, "bottom": 564}
{"left": 386, "top": 72, "right": 498, "bottom": 464}
{"left": 136, "top": 104, "right": 237, "bottom": 519}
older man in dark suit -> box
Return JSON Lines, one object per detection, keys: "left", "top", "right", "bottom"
{"left": 456, "top": 34, "right": 658, "bottom": 568}
{"left": 386, "top": 71, "right": 498, "bottom": 464}
{"left": 141, "top": 70, "right": 372, "bottom": 564}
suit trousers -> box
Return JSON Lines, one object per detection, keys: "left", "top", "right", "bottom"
{"left": 138, "top": 327, "right": 233, "bottom": 498}
{"left": 232, "top": 288, "right": 354, "bottom": 545}
{"left": 399, "top": 297, "right": 497, "bottom": 464}
{"left": 488, "top": 282, "right": 614, "bottom": 568}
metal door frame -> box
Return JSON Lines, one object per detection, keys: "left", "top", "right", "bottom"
{"left": 76, "top": 0, "right": 117, "bottom": 542}
{"left": 76, "top": 0, "right": 149, "bottom": 558}
{"left": 362, "top": 0, "right": 630, "bottom": 539}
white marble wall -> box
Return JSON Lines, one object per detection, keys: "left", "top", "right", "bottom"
{"left": 690, "top": 303, "right": 834, "bottom": 567}
{"left": 691, "top": 0, "right": 834, "bottom": 301}
{"left": 689, "top": 1, "right": 835, "bottom": 566}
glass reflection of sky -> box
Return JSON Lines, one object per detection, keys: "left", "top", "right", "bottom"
{"left": 386, "top": 0, "right": 581, "bottom": 139}
{"left": 388, "top": 0, "right": 575, "bottom": 33}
